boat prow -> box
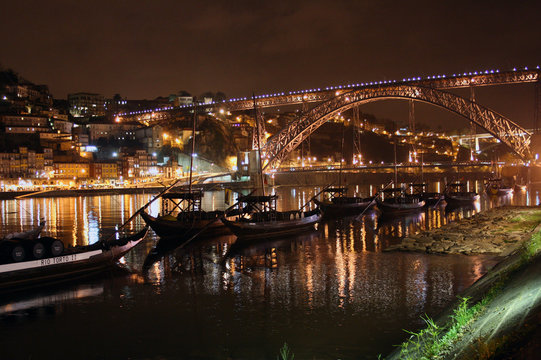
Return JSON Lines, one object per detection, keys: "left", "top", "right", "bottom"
{"left": 0, "top": 227, "right": 148, "bottom": 293}
{"left": 140, "top": 209, "right": 229, "bottom": 238}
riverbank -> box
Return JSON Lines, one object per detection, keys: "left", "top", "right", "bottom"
{"left": 384, "top": 206, "right": 541, "bottom": 256}
{"left": 0, "top": 180, "right": 255, "bottom": 200}
{"left": 385, "top": 206, "right": 541, "bottom": 359}
{"left": 0, "top": 187, "right": 164, "bottom": 200}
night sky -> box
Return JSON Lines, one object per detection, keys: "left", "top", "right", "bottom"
{"left": 2, "top": 1, "right": 541, "bottom": 128}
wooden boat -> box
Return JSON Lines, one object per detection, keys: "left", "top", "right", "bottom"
{"left": 0, "top": 227, "right": 148, "bottom": 292}
{"left": 444, "top": 183, "right": 480, "bottom": 205}
{"left": 485, "top": 178, "right": 513, "bottom": 196}
{"left": 514, "top": 183, "right": 527, "bottom": 192}
{"left": 222, "top": 195, "right": 322, "bottom": 240}
{"left": 313, "top": 187, "right": 375, "bottom": 218}
{"left": 2, "top": 220, "right": 45, "bottom": 241}
{"left": 140, "top": 190, "right": 231, "bottom": 238}
{"left": 376, "top": 187, "right": 425, "bottom": 214}
{"left": 407, "top": 183, "right": 445, "bottom": 206}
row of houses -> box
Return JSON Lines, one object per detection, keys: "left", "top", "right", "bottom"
{"left": 0, "top": 147, "right": 183, "bottom": 180}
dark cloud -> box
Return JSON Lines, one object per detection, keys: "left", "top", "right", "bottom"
{"left": 1, "top": 0, "right": 541, "bottom": 128}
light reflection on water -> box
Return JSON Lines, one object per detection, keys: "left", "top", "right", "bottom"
{"left": 0, "top": 182, "right": 538, "bottom": 359}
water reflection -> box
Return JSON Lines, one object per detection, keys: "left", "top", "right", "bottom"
{"left": 0, "top": 183, "right": 537, "bottom": 359}
{"left": 0, "top": 284, "right": 104, "bottom": 316}
{"left": 0, "top": 194, "right": 153, "bottom": 246}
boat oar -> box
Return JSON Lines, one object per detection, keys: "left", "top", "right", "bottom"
{"left": 432, "top": 182, "right": 452, "bottom": 209}
{"left": 298, "top": 183, "right": 336, "bottom": 213}
{"left": 354, "top": 180, "right": 394, "bottom": 220}
{"left": 432, "top": 193, "right": 445, "bottom": 209}
{"left": 165, "top": 189, "right": 258, "bottom": 252}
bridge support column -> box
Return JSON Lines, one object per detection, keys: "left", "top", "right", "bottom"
{"left": 532, "top": 76, "right": 541, "bottom": 163}
{"left": 470, "top": 85, "right": 476, "bottom": 161}
{"left": 532, "top": 73, "right": 541, "bottom": 134}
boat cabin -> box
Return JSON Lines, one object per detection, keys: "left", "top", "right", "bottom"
{"left": 237, "top": 195, "right": 278, "bottom": 213}
{"left": 408, "top": 183, "right": 427, "bottom": 194}
{"left": 322, "top": 187, "right": 348, "bottom": 200}
{"left": 446, "top": 183, "right": 467, "bottom": 192}
{"left": 380, "top": 187, "right": 406, "bottom": 201}
{"left": 161, "top": 190, "right": 204, "bottom": 214}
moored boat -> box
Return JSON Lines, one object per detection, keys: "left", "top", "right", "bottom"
{"left": 313, "top": 187, "right": 375, "bottom": 218}
{"left": 514, "top": 183, "right": 527, "bottom": 192}
{"left": 0, "top": 227, "right": 148, "bottom": 292}
{"left": 376, "top": 187, "right": 425, "bottom": 214}
{"left": 140, "top": 190, "right": 231, "bottom": 238}
{"left": 485, "top": 178, "right": 514, "bottom": 196}
{"left": 407, "top": 183, "right": 445, "bottom": 206}
{"left": 222, "top": 195, "right": 322, "bottom": 240}
{"left": 444, "top": 183, "right": 480, "bottom": 205}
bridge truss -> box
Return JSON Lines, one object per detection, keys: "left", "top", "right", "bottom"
{"left": 262, "top": 85, "right": 532, "bottom": 170}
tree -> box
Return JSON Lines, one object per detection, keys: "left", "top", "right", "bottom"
{"left": 214, "top": 91, "right": 226, "bottom": 102}
{"left": 189, "top": 117, "right": 239, "bottom": 167}
{"left": 200, "top": 91, "right": 215, "bottom": 100}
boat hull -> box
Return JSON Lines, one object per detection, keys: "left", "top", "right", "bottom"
{"left": 140, "top": 211, "right": 230, "bottom": 238}
{"left": 0, "top": 228, "right": 148, "bottom": 292}
{"left": 223, "top": 212, "right": 321, "bottom": 240}
{"left": 444, "top": 193, "right": 480, "bottom": 205}
{"left": 421, "top": 193, "right": 445, "bottom": 206}
{"left": 314, "top": 197, "right": 374, "bottom": 218}
{"left": 376, "top": 199, "right": 425, "bottom": 214}
{"left": 487, "top": 187, "right": 513, "bottom": 196}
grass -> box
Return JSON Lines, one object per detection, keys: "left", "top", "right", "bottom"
{"left": 396, "top": 296, "right": 489, "bottom": 359}
{"left": 507, "top": 210, "right": 541, "bottom": 231}
{"left": 277, "top": 343, "right": 294, "bottom": 360}
{"left": 522, "top": 230, "right": 541, "bottom": 261}
{"left": 395, "top": 287, "right": 508, "bottom": 360}
{"left": 392, "top": 210, "right": 541, "bottom": 360}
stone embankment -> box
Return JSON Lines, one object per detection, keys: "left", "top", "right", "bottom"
{"left": 384, "top": 206, "right": 540, "bottom": 256}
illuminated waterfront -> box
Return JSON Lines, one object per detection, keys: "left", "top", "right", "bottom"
{"left": 0, "top": 181, "right": 538, "bottom": 359}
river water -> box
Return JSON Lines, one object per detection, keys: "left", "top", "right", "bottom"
{"left": 0, "top": 180, "right": 537, "bottom": 359}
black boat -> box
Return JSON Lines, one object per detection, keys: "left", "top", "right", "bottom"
{"left": 0, "top": 227, "right": 148, "bottom": 292}
{"left": 140, "top": 190, "right": 231, "bottom": 238}
{"left": 313, "top": 187, "right": 375, "bottom": 218}
{"left": 222, "top": 195, "right": 322, "bottom": 240}
{"left": 444, "top": 183, "right": 480, "bottom": 205}
{"left": 485, "top": 178, "right": 514, "bottom": 196}
{"left": 376, "top": 187, "right": 425, "bottom": 214}
{"left": 141, "top": 104, "right": 233, "bottom": 240}
{"left": 407, "top": 183, "right": 445, "bottom": 206}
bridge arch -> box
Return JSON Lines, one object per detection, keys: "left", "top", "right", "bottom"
{"left": 262, "top": 85, "right": 531, "bottom": 170}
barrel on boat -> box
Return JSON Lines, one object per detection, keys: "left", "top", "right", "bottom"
{"left": 0, "top": 239, "right": 26, "bottom": 263}
{"left": 39, "top": 237, "right": 64, "bottom": 257}
{"left": 18, "top": 239, "right": 46, "bottom": 259}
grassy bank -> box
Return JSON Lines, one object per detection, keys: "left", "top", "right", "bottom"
{"left": 387, "top": 207, "right": 541, "bottom": 359}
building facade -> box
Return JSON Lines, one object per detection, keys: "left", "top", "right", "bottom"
{"left": 68, "top": 93, "right": 106, "bottom": 117}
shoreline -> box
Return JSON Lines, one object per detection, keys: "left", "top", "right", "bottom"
{"left": 383, "top": 206, "right": 540, "bottom": 256}
{"left": 0, "top": 180, "right": 256, "bottom": 200}
{"left": 0, "top": 187, "right": 164, "bottom": 200}
{"left": 385, "top": 206, "right": 541, "bottom": 359}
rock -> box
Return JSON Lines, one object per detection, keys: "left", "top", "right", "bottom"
{"left": 417, "top": 236, "right": 434, "bottom": 244}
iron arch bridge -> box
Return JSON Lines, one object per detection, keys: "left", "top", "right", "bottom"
{"left": 261, "top": 85, "right": 532, "bottom": 170}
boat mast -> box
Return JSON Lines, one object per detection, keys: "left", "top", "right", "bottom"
{"left": 188, "top": 103, "right": 197, "bottom": 210}
{"left": 338, "top": 119, "right": 345, "bottom": 189}
{"left": 420, "top": 150, "right": 424, "bottom": 184}
{"left": 252, "top": 94, "right": 266, "bottom": 197}
{"left": 394, "top": 141, "right": 398, "bottom": 186}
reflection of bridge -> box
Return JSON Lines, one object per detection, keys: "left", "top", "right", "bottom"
{"left": 117, "top": 67, "right": 540, "bottom": 165}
